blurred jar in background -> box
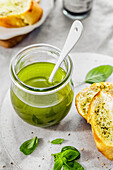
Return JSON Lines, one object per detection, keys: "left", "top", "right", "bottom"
{"left": 63, "top": 0, "right": 93, "bottom": 20}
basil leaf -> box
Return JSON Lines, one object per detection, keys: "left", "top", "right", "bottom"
{"left": 63, "top": 161, "right": 84, "bottom": 170}
{"left": 85, "top": 65, "right": 113, "bottom": 84}
{"left": 32, "top": 115, "right": 43, "bottom": 125}
{"left": 62, "top": 159, "right": 73, "bottom": 170}
{"left": 62, "top": 150, "right": 80, "bottom": 162}
{"left": 52, "top": 152, "right": 63, "bottom": 161}
{"left": 20, "top": 136, "right": 38, "bottom": 155}
{"left": 50, "top": 138, "right": 64, "bottom": 145}
{"left": 53, "top": 158, "right": 63, "bottom": 170}
{"left": 63, "top": 164, "right": 70, "bottom": 170}
{"left": 61, "top": 146, "right": 80, "bottom": 159}
{"left": 73, "top": 161, "right": 84, "bottom": 170}
{"left": 63, "top": 162, "right": 74, "bottom": 170}
{"left": 66, "top": 161, "right": 74, "bottom": 168}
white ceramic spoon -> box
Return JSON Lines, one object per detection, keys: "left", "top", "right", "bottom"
{"left": 49, "top": 20, "right": 83, "bottom": 82}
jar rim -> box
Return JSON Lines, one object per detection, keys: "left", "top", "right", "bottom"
{"left": 10, "top": 43, "right": 73, "bottom": 95}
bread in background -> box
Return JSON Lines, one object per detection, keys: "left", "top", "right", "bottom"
{"left": 0, "top": 0, "right": 43, "bottom": 28}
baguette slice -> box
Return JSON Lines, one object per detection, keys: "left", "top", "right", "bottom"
{"left": 90, "top": 91, "right": 113, "bottom": 160}
{"left": 0, "top": 0, "right": 43, "bottom": 28}
{"left": 75, "top": 82, "right": 113, "bottom": 121}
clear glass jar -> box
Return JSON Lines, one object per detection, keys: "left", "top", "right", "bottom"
{"left": 63, "top": 0, "right": 93, "bottom": 20}
{"left": 10, "top": 44, "right": 74, "bottom": 127}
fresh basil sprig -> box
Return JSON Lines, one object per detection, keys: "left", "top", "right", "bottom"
{"left": 52, "top": 146, "right": 84, "bottom": 170}
{"left": 85, "top": 65, "right": 113, "bottom": 84}
{"left": 20, "top": 136, "right": 38, "bottom": 155}
{"left": 50, "top": 138, "right": 64, "bottom": 145}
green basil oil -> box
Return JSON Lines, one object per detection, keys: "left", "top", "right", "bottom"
{"left": 11, "top": 62, "right": 74, "bottom": 127}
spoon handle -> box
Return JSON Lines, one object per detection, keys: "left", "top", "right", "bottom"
{"left": 49, "top": 20, "right": 83, "bottom": 82}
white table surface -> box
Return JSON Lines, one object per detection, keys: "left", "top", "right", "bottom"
{"left": 0, "top": 0, "right": 113, "bottom": 169}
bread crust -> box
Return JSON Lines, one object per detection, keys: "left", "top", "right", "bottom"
{"left": 0, "top": 0, "right": 43, "bottom": 28}
{"left": 92, "top": 126, "right": 113, "bottom": 160}
{"left": 75, "top": 83, "right": 100, "bottom": 120}
{"left": 75, "top": 92, "right": 87, "bottom": 119}
{"left": 90, "top": 92, "right": 113, "bottom": 160}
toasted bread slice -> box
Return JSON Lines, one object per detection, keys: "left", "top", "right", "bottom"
{"left": 75, "top": 82, "right": 113, "bottom": 121}
{"left": 0, "top": 0, "right": 43, "bottom": 28}
{"left": 90, "top": 91, "right": 113, "bottom": 160}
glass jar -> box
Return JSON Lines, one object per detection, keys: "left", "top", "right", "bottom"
{"left": 63, "top": 0, "right": 93, "bottom": 20}
{"left": 10, "top": 44, "right": 74, "bottom": 127}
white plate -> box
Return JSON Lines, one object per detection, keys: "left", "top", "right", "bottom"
{"left": 1, "top": 53, "right": 113, "bottom": 170}
{"left": 0, "top": 0, "right": 54, "bottom": 40}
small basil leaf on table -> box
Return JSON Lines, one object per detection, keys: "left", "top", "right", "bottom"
{"left": 85, "top": 65, "right": 113, "bottom": 84}
{"left": 53, "top": 158, "right": 63, "bottom": 170}
{"left": 50, "top": 138, "right": 64, "bottom": 144}
{"left": 20, "top": 136, "right": 38, "bottom": 155}
{"left": 62, "top": 150, "right": 80, "bottom": 162}
{"left": 61, "top": 146, "right": 80, "bottom": 159}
